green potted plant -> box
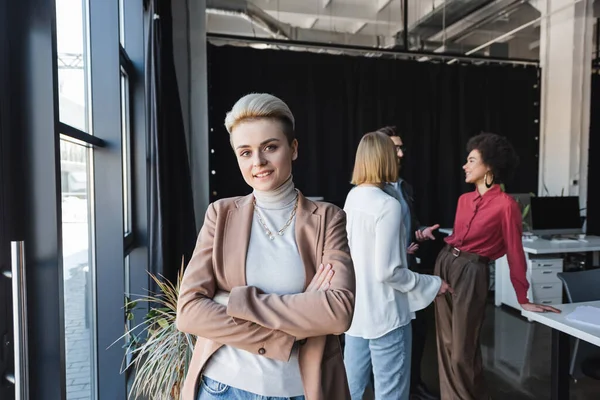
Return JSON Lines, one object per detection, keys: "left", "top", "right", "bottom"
{"left": 517, "top": 198, "right": 532, "bottom": 232}
{"left": 500, "top": 184, "right": 534, "bottom": 232}
{"left": 113, "top": 265, "right": 195, "bottom": 400}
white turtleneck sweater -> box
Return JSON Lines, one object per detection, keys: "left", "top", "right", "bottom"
{"left": 203, "top": 177, "right": 305, "bottom": 396}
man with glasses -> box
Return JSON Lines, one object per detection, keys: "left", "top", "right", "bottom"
{"left": 377, "top": 126, "right": 440, "bottom": 400}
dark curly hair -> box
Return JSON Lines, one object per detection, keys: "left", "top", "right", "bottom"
{"left": 466, "top": 133, "right": 519, "bottom": 184}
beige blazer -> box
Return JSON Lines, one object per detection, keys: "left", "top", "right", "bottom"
{"left": 176, "top": 192, "right": 356, "bottom": 400}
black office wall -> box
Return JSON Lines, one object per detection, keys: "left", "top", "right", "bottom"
{"left": 207, "top": 44, "right": 540, "bottom": 227}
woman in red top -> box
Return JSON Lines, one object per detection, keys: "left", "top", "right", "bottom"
{"left": 434, "top": 133, "right": 560, "bottom": 400}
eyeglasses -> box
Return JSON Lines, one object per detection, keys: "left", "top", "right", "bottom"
{"left": 395, "top": 145, "right": 407, "bottom": 153}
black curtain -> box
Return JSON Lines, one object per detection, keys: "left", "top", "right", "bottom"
{"left": 146, "top": 0, "right": 196, "bottom": 284}
{"left": 207, "top": 44, "right": 539, "bottom": 228}
{"left": 587, "top": 73, "right": 600, "bottom": 236}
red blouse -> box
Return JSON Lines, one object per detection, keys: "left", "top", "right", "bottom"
{"left": 445, "top": 185, "right": 530, "bottom": 304}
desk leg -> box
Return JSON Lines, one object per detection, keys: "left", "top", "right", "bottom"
{"left": 551, "top": 329, "right": 570, "bottom": 400}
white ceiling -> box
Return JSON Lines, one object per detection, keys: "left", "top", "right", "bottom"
{"left": 206, "top": 0, "right": 543, "bottom": 60}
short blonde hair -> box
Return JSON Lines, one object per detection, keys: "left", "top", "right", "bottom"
{"left": 351, "top": 131, "right": 398, "bottom": 185}
{"left": 224, "top": 93, "right": 295, "bottom": 144}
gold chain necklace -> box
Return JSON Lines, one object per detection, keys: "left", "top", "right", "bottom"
{"left": 253, "top": 192, "right": 299, "bottom": 240}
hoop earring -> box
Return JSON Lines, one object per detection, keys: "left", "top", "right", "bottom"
{"left": 484, "top": 172, "right": 494, "bottom": 188}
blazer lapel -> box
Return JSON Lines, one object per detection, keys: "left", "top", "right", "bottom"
{"left": 224, "top": 194, "right": 253, "bottom": 288}
{"left": 295, "top": 193, "right": 320, "bottom": 290}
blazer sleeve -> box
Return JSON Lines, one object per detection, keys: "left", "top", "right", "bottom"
{"left": 402, "top": 181, "right": 424, "bottom": 233}
{"left": 176, "top": 203, "right": 296, "bottom": 362}
{"left": 226, "top": 209, "right": 356, "bottom": 339}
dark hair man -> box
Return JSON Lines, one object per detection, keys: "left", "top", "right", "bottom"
{"left": 377, "top": 126, "right": 440, "bottom": 400}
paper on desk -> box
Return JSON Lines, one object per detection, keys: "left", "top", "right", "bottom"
{"left": 566, "top": 306, "right": 600, "bottom": 328}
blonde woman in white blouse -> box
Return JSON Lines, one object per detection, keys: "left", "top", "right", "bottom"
{"left": 343, "top": 131, "right": 452, "bottom": 400}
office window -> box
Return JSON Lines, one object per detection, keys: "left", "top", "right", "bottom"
{"left": 51, "top": 0, "right": 145, "bottom": 396}
{"left": 56, "top": 0, "right": 90, "bottom": 133}
{"left": 60, "top": 136, "right": 97, "bottom": 400}
{"left": 119, "top": 0, "right": 125, "bottom": 46}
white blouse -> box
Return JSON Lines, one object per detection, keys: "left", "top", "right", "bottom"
{"left": 344, "top": 186, "right": 442, "bottom": 339}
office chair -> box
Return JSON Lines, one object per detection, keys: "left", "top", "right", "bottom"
{"left": 557, "top": 268, "right": 600, "bottom": 381}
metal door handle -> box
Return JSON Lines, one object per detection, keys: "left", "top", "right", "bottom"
{"left": 10, "top": 241, "right": 29, "bottom": 400}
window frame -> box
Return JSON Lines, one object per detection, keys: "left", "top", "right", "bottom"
{"left": 121, "top": 65, "right": 133, "bottom": 239}
{"left": 120, "top": 45, "right": 136, "bottom": 252}
{"left": 4, "top": 0, "right": 147, "bottom": 397}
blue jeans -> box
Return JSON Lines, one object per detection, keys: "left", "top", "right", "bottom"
{"left": 197, "top": 376, "right": 306, "bottom": 400}
{"left": 344, "top": 324, "right": 412, "bottom": 400}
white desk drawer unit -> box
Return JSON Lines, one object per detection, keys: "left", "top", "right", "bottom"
{"left": 531, "top": 283, "right": 562, "bottom": 299}
{"left": 530, "top": 267, "right": 562, "bottom": 283}
{"left": 530, "top": 258, "right": 563, "bottom": 269}
{"left": 528, "top": 257, "right": 563, "bottom": 305}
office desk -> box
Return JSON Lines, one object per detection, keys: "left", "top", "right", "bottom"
{"left": 439, "top": 229, "right": 600, "bottom": 310}
{"left": 522, "top": 301, "right": 600, "bottom": 400}
{"left": 522, "top": 236, "right": 600, "bottom": 258}
{"left": 496, "top": 237, "right": 600, "bottom": 311}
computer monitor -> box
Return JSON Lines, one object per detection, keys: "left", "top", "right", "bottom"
{"left": 530, "top": 196, "right": 582, "bottom": 236}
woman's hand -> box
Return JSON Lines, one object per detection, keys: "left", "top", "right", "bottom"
{"left": 306, "top": 264, "right": 334, "bottom": 292}
{"left": 437, "top": 280, "right": 454, "bottom": 296}
{"left": 416, "top": 224, "right": 440, "bottom": 241}
{"left": 407, "top": 242, "right": 419, "bottom": 254}
{"left": 521, "top": 302, "right": 561, "bottom": 313}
